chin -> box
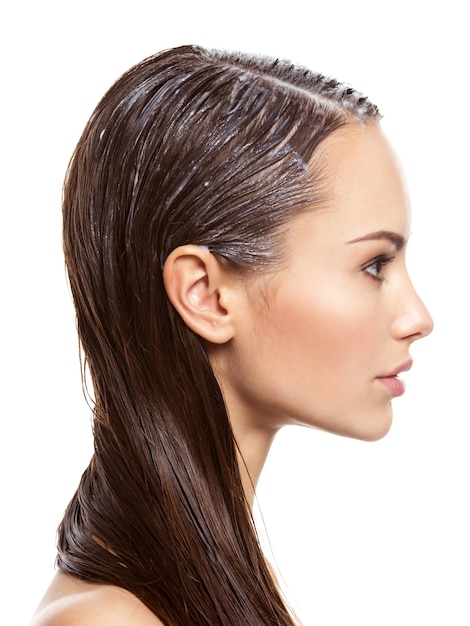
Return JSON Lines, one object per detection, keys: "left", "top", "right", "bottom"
{"left": 358, "top": 426, "right": 392, "bottom": 442}
{"left": 354, "top": 412, "right": 394, "bottom": 442}
{"left": 330, "top": 407, "right": 394, "bottom": 442}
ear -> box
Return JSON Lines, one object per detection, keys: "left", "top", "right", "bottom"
{"left": 163, "top": 245, "right": 236, "bottom": 344}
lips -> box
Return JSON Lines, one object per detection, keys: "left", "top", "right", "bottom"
{"left": 376, "top": 359, "right": 413, "bottom": 397}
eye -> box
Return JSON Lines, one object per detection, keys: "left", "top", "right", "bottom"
{"left": 362, "top": 255, "right": 395, "bottom": 283}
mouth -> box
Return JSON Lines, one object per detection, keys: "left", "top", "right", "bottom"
{"left": 376, "top": 359, "right": 413, "bottom": 397}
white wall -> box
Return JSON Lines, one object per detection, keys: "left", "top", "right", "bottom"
{"left": 2, "top": 1, "right": 468, "bottom": 624}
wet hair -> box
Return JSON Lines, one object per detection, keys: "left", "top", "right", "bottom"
{"left": 57, "top": 44, "right": 380, "bottom": 625}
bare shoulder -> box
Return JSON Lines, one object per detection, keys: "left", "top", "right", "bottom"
{"left": 31, "top": 572, "right": 164, "bottom": 626}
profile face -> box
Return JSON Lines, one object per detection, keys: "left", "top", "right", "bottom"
{"left": 216, "top": 122, "right": 433, "bottom": 442}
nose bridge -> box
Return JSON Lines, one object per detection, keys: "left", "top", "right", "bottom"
{"left": 391, "top": 274, "right": 434, "bottom": 341}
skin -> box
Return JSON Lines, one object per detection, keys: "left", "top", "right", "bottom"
{"left": 31, "top": 573, "right": 164, "bottom": 625}
{"left": 32, "top": 121, "right": 432, "bottom": 625}
{"left": 208, "top": 122, "right": 433, "bottom": 501}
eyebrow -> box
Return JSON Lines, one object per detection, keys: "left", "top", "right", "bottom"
{"left": 347, "top": 230, "right": 406, "bottom": 251}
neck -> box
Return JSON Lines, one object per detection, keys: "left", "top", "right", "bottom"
{"left": 208, "top": 349, "right": 278, "bottom": 508}
{"left": 233, "top": 424, "right": 278, "bottom": 509}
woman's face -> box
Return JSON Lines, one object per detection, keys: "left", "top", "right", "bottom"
{"left": 215, "top": 122, "right": 433, "bottom": 442}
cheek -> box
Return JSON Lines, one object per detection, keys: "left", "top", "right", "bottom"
{"left": 222, "top": 277, "right": 392, "bottom": 437}
{"left": 274, "top": 281, "right": 382, "bottom": 377}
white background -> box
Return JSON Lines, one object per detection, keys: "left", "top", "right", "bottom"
{"left": 2, "top": 1, "right": 468, "bottom": 624}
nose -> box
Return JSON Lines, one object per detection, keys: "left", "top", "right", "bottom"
{"left": 391, "top": 280, "right": 434, "bottom": 343}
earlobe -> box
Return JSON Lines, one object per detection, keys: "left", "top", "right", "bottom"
{"left": 163, "top": 245, "right": 236, "bottom": 344}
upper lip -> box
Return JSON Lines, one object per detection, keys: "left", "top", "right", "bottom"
{"left": 378, "top": 359, "right": 413, "bottom": 378}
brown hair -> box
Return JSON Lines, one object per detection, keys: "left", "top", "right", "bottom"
{"left": 58, "top": 44, "right": 380, "bottom": 624}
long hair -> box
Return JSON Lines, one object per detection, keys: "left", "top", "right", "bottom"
{"left": 58, "top": 45, "right": 380, "bottom": 625}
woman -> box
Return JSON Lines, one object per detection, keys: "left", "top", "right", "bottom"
{"left": 32, "top": 45, "right": 433, "bottom": 625}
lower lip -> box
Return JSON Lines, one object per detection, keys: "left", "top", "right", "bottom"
{"left": 377, "top": 376, "right": 406, "bottom": 397}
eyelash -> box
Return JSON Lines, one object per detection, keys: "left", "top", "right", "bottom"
{"left": 362, "top": 255, "right": 395, "bottom": 283}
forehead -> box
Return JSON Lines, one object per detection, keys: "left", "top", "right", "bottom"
{"left": 310, "top": 122, "right": 411, "bottom": 239}
{"left": 269, "top": 122, "right": 412, "bottom": 271}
